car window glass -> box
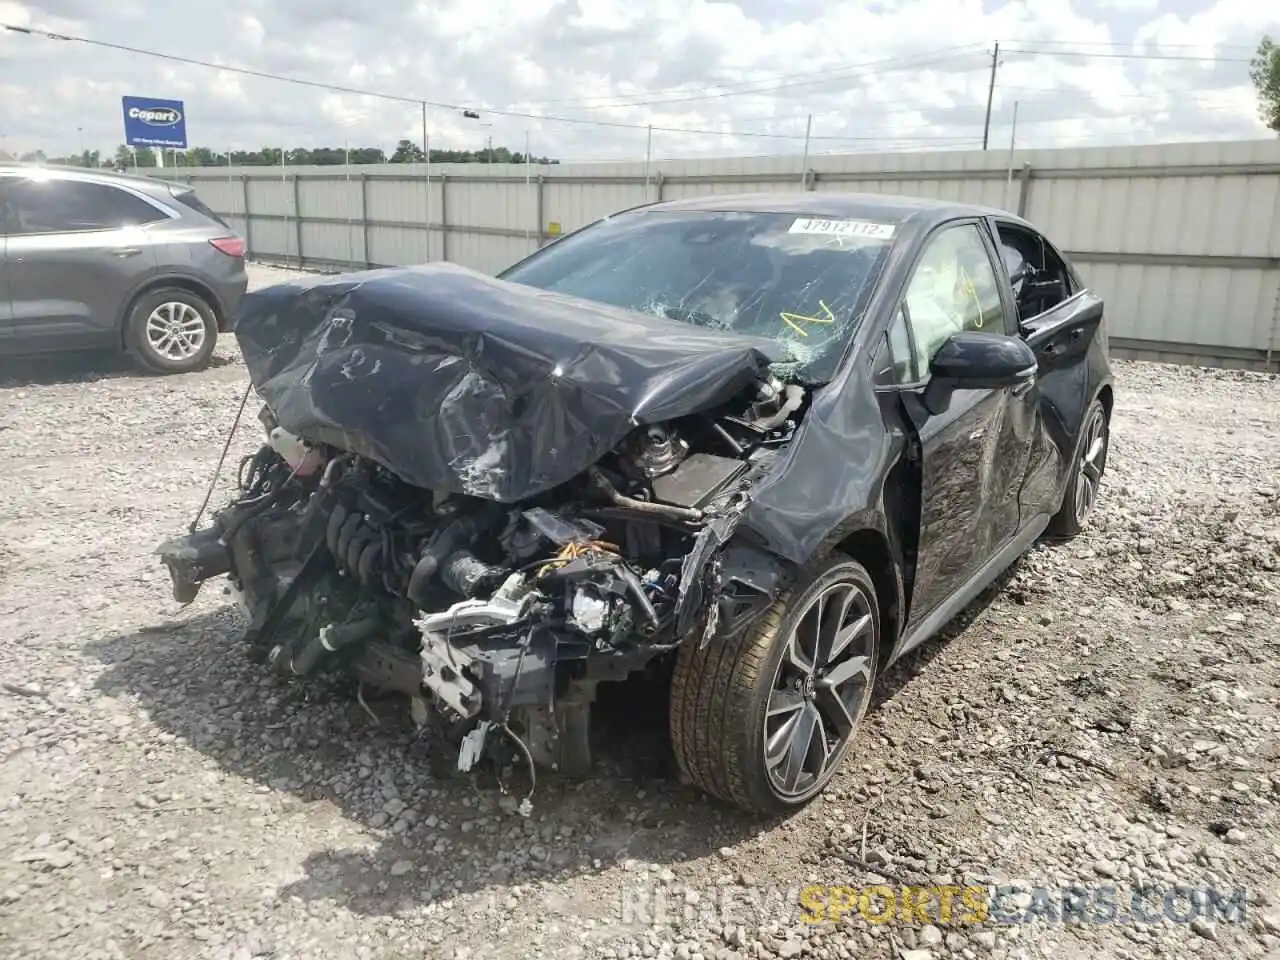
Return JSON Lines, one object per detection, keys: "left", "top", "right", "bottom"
{"left": 903, "top": 223, "right": 1004, "bottom": 375}
{"left": 873, "top": 304, "right": 917, "bottom": 385}
{"left": 9, "top": 179, "right": 168, "bottom": 234}
{"left": 172, "top": 189, "right": 230, "bottom": 228}
{"left": 499, "top": 210, "right": 896, "bottom": 385}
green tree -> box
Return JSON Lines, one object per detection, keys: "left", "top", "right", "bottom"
{"left": 389, "top": 139, "right": 425, "bottom": 163}
{"left": 112, "top": 144, "right": 157, "bottom": 167}
{"left": 1251, "top": 35, "right": 1280, "bottom": 133}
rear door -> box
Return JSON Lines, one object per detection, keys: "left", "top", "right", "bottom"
{"left": 5, "top": 175, "right": 168, "bottom": 349}
{"left": 989, "top": 216, "right": 1106, "bottom": 522}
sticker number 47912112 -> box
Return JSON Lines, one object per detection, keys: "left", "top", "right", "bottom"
{"left": 787, "top": 218, "right": 897, "bottom": 240}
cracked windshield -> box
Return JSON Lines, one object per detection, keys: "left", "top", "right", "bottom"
{"left": 500, "top": 210, "right": 896, "bottom": 382}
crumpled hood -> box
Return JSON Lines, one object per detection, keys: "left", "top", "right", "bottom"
{"left": 233, "top": 262, "right": 784, "bottom": 502}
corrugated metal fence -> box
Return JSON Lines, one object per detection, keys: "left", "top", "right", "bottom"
{"left": 167, "top": 139, "right": 1280, "bottom": 371}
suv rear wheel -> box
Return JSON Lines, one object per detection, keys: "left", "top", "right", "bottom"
{"left": 125, "top": 287, "right": 218, "bottom": 374}
{"left": 670, "top": 554, "right": 880, "bottom": 815}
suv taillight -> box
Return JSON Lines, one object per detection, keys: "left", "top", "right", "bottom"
{"left": 209, "top": 236, "right": 245, "bottom": 258}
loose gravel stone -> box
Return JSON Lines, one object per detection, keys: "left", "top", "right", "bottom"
{"left": 0, "top": 265, "right": 1277, "bottom": 959}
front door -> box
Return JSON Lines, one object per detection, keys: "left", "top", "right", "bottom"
{"left": 4, "top": 175, "right": 164, "bottom": 350}
{"left": 891, "top": 219, "right": 1036, "bottom": 631}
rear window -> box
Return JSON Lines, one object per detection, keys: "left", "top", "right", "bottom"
{"left": 171, "top": 188, "right": 229, "bottom": 228}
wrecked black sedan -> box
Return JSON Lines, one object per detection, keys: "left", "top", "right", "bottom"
{"left": 158, "top": 192, "right": 1113, "bottom": 815}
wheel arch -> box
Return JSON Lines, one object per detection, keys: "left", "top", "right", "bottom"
{"left": 1096, "top": 382, "right": 1114, "bottom": 421}
{"left": 831, "top": 526, "right": 903, "bottom": 669}
{"left": 117, "top": 275, "right": 225, "bottom": 349}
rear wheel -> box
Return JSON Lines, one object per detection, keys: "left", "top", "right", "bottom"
{"left": 1048, "top": 398, "right": 1109, "bottom": 538}
{"left": 125, "top": 287, "right": 218, "bottom": 374}
{"left": 670, "top": 554, "right": 879, "bottom": 815}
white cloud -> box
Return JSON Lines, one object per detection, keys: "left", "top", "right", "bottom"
{"left": 0, "top": 0, "right": 1274, "bottom": 163}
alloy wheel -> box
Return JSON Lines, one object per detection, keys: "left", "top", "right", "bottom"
{"left": 145, "top": 301, "right": 207, "bottom": 361}
{"left": 1074, "top": 405, "right": 1109, "bottom": 525}
{"left": 763, "top": 580, "right": 876, "bottom": 800}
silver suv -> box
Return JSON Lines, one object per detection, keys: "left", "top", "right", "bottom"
{"left": 0, "top": 164, "right": 248, "bottom": 374}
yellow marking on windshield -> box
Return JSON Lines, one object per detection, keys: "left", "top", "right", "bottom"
{"left": 779, "top": 300, "right": 837, "bottom": 337}
{"left": 959, "top": 266, "right": 984, "bottom": 328}
{"left": 781, "top": 314, "right": 809, "bottom": 336}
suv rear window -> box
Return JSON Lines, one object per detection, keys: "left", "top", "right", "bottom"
{"left": 171, "top": 188, "right": 229, "bottom": 228}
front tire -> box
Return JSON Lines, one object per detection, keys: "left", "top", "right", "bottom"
{"left": 1048, "top": 398, "right": 1109, "bottom": 538}
{"left": 125, "top": 287, "right": 218, "bottom": 375}
{"left": 669, "top": 554, "right": 880, "bottom": 816}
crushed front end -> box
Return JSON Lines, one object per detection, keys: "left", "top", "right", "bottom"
{"left": 155, "top": 264, "right": 805, "bottom": 785}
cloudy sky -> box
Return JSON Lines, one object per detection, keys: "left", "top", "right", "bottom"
{"left": 0, "top": 0, "right": 1276, "bottom": 164}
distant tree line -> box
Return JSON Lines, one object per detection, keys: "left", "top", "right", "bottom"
{"left": 2, "top": 139, "right": 559, "bottom": 170}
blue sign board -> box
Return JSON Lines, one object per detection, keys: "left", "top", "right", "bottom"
{"left": 122, "top": 96, "right": 188, "bottom": 149}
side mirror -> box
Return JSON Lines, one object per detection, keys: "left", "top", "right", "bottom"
{"left": 922, "top": 331, "right": 1038, "bottom": 415}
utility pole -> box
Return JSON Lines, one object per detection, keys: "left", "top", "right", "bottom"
{"left": 982, "top": 41, "right": 1000, "bottom": 151}
{"left": 1003, "top": 101, "right": 1020, "bottom": 211}
{"left": 524, "top": 129, "right": 532, "bottom": 246}
{"left": 643, "top": 125, "right": 653, "bottom": 201}
{"left": 422, "top": 101, "right": 432, "bottom": 261}
{"left": 800, "top": 114, "right": 812, "bottom": 189}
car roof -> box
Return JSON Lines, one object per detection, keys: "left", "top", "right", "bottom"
{"left": 634, "top": 191, "right": 1029, "bottom": 231}
{"left": 0, "top": 163, "right": 189, "bottom": 196}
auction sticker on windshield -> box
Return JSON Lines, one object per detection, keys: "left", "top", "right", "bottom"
{"left": 788, "top": 218, "right": 897, "bottom": 240}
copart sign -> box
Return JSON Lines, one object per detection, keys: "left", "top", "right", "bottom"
{"left": 121, "top": 96, "right": 188, "bottom": 149}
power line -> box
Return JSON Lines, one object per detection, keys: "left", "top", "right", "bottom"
{"left": 519, "top": 48, "right": 990, "bottom": 110}
{"left": 526, "top": 43, "right": 1252, "bottom": 116}
{"left": 495, "top": 42, "right": 1255, "bottom": 111}
{"left": 999, "top": 38, "right": 1260, "bottom": 53}
{"left": 0, "top": 23, "right": 974, "bottom": 143}
{"left": 520, "top": 43, "right": 990, "bottom": 106}
{"left": 485, "top": 40, "right": 1257, "bottom": 110}
{"left": 550, "top": 37, "right": 1260, "bottom": 109}
{"left": 1002, "top": 47, "right": 1254, "bottom": 63}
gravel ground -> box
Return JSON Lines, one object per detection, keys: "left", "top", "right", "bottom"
{"left": 1, "top": 263, "right": 1277, "bottom": 960}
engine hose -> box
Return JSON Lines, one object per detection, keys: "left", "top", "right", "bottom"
{"left": 754, "top": 383, "right": 804, "bottom": 433}
{"left": 289, "top": 614, "right": 384, "bottom": 676}
{"left": 325, "top": 503, "right": 350, "bottom": 558}
{"left": 217, "top": 488, "right": 286, "bottom": 542}
{"left": 587, "top": 467, "right": 704, "bottom": 523}
{"left": 335, "top": 513, "right": 365, "bottom": 569}
{"left": 407, "top": 515, "right": 479, "bottom": 606}
{"left": 357, "top": 540, "right": 382, "bottom": 586}
{"left": 618, "top": 564, "right": 660, "bottom": 627}
{"left": 347, "top": 530, "right": 375, "bottom": 577}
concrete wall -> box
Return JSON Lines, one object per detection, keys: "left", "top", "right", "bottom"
{"left": 167, "top": 138, "right": 1280, "bottom": 370}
